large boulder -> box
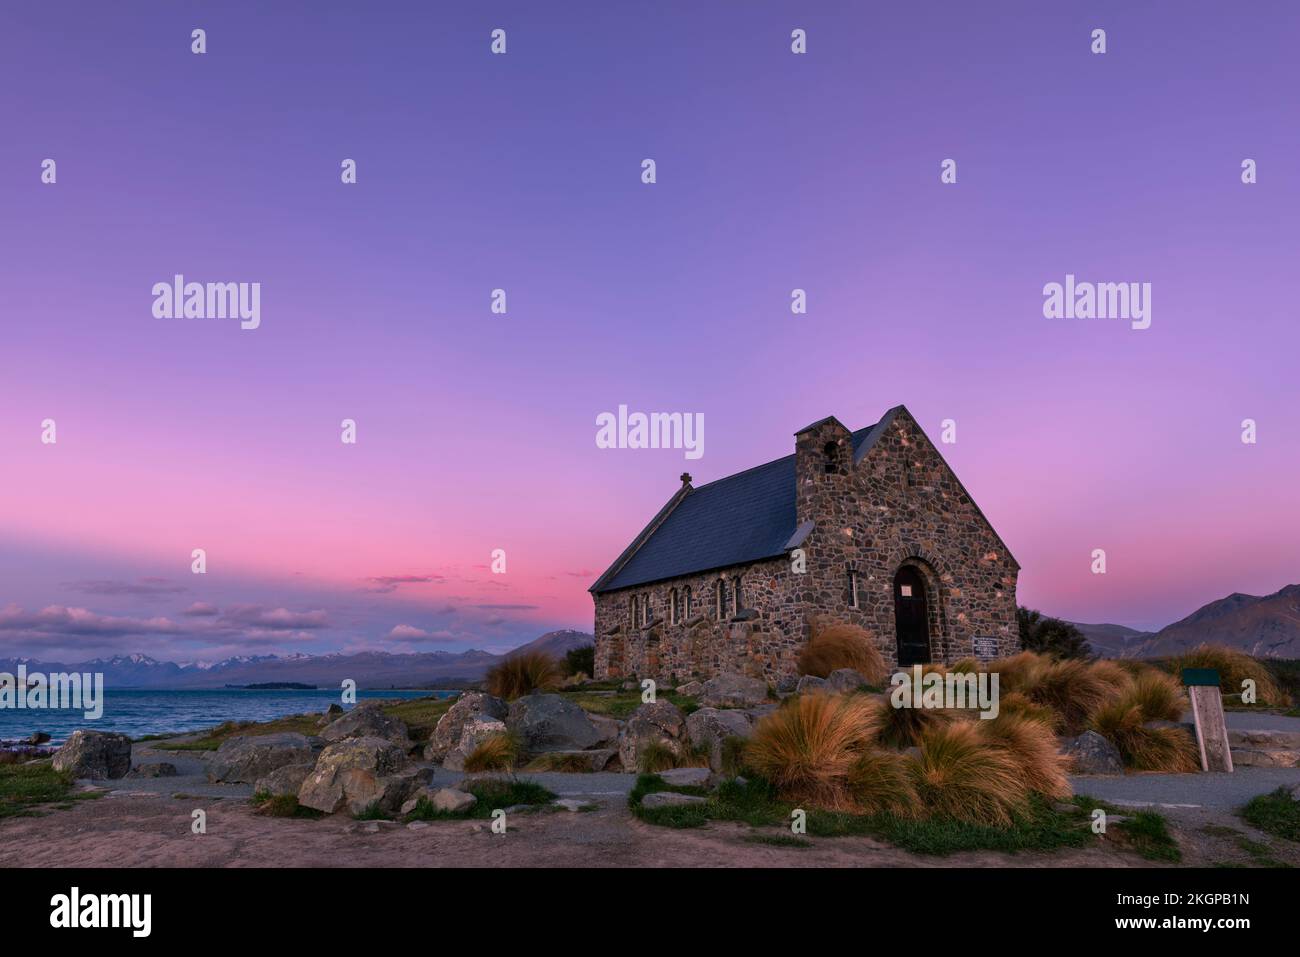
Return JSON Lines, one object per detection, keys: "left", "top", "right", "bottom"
{"left": 253, "top": 762, "right": 315, "bottom": 798}
{"left": 685, "top": 707, "right": 753, "bottom": 772}
{"left": 425, "top": 693, "right": 508, "bottom": 762}
{"left": 297, "top": 735, "right": 411, "bottom": 814}
{"left": 588, "top": 713, "right": 622, "bottom": 749}
{"left": 700, "top": 672, "right": 769, "bottom": 709}
{"left": 795, "top": 675, "right": 827, "bottom": 694}
{"left": 1062, "top": 730, "right": 1125, "bottom": 775}
{"left": 619, "top": 700, "right": 686, "bottom": 770}
{"left": 51, "top": 730, "right": 132, "bottom": 780}
{"left": 506, "top": 694, "right": 601, "bottom": 753}
{"left": 319, "top": 703, "right": 412, "bottom": 750}
{"left": 443, "top": 714, "right": 510, "bottom": 772}
{"left": 208, "top": 732, "right": 319, "bottom": 784}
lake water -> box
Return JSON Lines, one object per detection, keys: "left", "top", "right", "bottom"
{"left": 0, "top": 688, "right": 456, "bottom": 745}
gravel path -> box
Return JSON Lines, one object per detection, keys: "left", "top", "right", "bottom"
{"left": 1071, "top": 766, "right": 1300, "bottom": 808}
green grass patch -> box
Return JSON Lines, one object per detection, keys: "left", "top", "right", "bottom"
{"left": 403, "top": 778, "right": 557, "bottom": 822}
{"left": 0, "top": 761, "right": 103, "bottom": 819}
{"left": 1115, "top": 811, "right": 1181, "bottom": 862}
{"left": 1241, "top": 788, "right": 1300, "bottom": 843}
{"left": 352, "top": 801, "right": 393, "bottom": 821}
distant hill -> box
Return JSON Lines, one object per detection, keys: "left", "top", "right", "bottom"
{"left": 0, "top": 630, "right": 595, "bottom": 690}
{"left": 1070, "top": 584, "right": 1300, "bottom": 659}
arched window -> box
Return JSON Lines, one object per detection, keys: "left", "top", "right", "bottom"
{"left": 642, "top": 594, "right": 651, "bottom": 626}
{"left": 669, "top": 588, "right": 678, "bottom": 625}
{"left": 716, "top": 579, "right": 727, "bottom": 620}
{"left": 630, "top": 595, "right": 638, "bottom": 625}
{"left": 733, "top": 574, "right": 744, "bottom": 614}
{"left": 683, "top": 585, "right": 692, "bottom": 621}
{"left": 823, "top": 440, "right": 841, "bottom": 474}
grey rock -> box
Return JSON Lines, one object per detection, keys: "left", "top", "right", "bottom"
{"left": 700, "top": 672, "right": 769, "bottom": 709}
{"left": 318, "top": 703, "right": 412, "bottom": 750}
{"left": 296, "top": 735, "right": 410, "bottom": 814}
{"left": 658, "top": 766, "right": 712, "bottom": 788}
{"left": 587, "top": 713, "right": 622, "bottom": 749}
{"left": 1062, "top": 730, "right": 1125, "bottom": 775}
{"left": 554, "top": 798, "right": 594, "bottom": 812}
{"left": 425, "top": 692, "right": 508, "bottom": 762}
{"left": 795, "top": 675, "right": 828, "bottom": 694}
{"left": 51, "top": 730, "right": 132, "bottom": 780}
{"left": 26, "top": 732, "right": 51, "bottom": 746}
{"left": 407, "top": 820, "right": 430, "bottom": 830}
{"left": 506, "top": 693, "right": 601, "bottom": 753}
{"left": 430, "top": 787, "right": 477, "bottom": 814}
{"left": 774, "top": 675, "right": 799, "bottom": 694}
{"left": 619, "top": 700, "right": 687, "bottom": 770}
{"left": 641, "top": 791, "right": 707, "bottom": 809}
{"left": 208, "top": 732, "right": 318, "bottom": 784}
{"left": 443, "top": 714, "right": 510, "bottom": 772}
{"left": 253, "top": 762, "right": 314, "bottom": 798}
{"left": 676, "top": 680, "right": 704, "bottom": 697}
{"left": 685, "top": 707, "right": 753, "bottom": 772}
{"left": 825, "top": 668, "right": 870, "bottom": 693}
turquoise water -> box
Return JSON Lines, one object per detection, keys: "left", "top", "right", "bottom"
{"left": 0, "top": 688, "right": 455, "bottom": 745}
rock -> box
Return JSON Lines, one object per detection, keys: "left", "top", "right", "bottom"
{"left": 443, "top": 714, "right": 510, "bottom": 772}
{"left": 296, "top": 736, "right": 410, "bottom": 814}
{"left": 587, "top": 713, "right": 622, "bottom": 749}
{"left": 658, "top": 766, "right": 712, "bottom": 788}
{"left": 795, "top": 675, "right": 827, "bottom": 694}
{"left": 253, "top": 762, "right": 314, "bottom": 798}
{"left": 51, "top": 731, "right": 132, "bottom": 780}
{"left": 126, "top": 762, "right": 178, "bottom": 779}
{"left": 774, "top": 675, "right": 799, "bottom": 694}
{"left": 700, "top": 672, "right": 769, "bottom": 709}
{"left": 1231, "top": 749, "right": 1300, "bottom": 768}
{"left": 1288, "top": 783, "right": 1300, "bottom": 802}
{"left": 676, "top": 680, "right": 704, "bottom": 697}
{"left": 407, "top": 821, "right": 430, "bottom": 830}
{"left": 26, "top": 732, "right": 51, "bottom": 746}
{"left": 1062, "top": 730, "right": 1125, "bottom": 775}
{"left": 208, "top": 732, "right": 318, "bottom": 784}
{"left": 641, "top": 791, "right": 706, "bottom": 808}
{"left": 554, "top": 798, "right": 593, "bottom": 812}
{"left": 1229, "top": 729, "right": 1300, "bottom": 750}
{"left": 324, "top": 703, "right": 345, "bottom": 719}
{"left": 825, "top": 668, "right": 870, "bottom": 693}
{"left": 685, "top": 707, "right": 753, "bottom": 772}
{"left": 619, "top": 700, "right": 687, "bottom": 770}
{"left": 506, "top": 694, "right": 601, "bottom": 753}
{"left": 319, "top": 703, "right": 412, "bottom": 750}
{"left": 425, "top": 692, "right": 508, "bottom": 762}
{"left": 430, "top": 787, "right": 477, "bottom": 814}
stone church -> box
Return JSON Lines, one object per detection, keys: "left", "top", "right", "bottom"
{"left": 590, "top": 405, "right": 1020, "bottom": 682}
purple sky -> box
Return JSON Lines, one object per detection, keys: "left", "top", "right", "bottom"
{"left": 2, "top": 1, "right": 1297, "bottom": 663}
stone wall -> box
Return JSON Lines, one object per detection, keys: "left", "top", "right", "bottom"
{"left": 593, "top": 407, "right": 1020, "bottom": 682}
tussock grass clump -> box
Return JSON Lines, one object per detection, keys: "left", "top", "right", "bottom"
{"left": 485, "top": 650, "right": 562, "bottom": 700}
{"left": 1170, "top": 644, "right": 1292, "bottom": 707}
{"left": 746, "top": 693, "right": 881, "bottom": 809}
{"left": 797, "top": 621, "right": 886, "bottom": 684}
{"left": 524, "top": 752, "right": 596, "bottom": 773}
{"left": 908, "top": 722, "right": 1028, "bottom": 826}
{"left": 985, "top": 651, "right": 1127, "bottom": 735}
{"left": 978, "top": 713, "right": 1071, "bottom": 800}
{"left": 869, "top": 693, "right": 957, "bottom": 749}
{"left": 462, "top": 733, "right": 519, "bottom": 773}
{"left": 1124, "top": 669, "right": 1185, "bottom": 722}
{"left": 846, "top": 748, "right": 919, "bottom": 817}
{"left": 1091, "top": 700, "right": 1198, "bottom": 772}
{"left": 997, "top": 691, "right": 1057, "bottom": 728}
{"left": 252, "top": 792, "right": 325, "bottom": 819}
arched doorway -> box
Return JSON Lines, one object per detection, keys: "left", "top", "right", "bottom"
{"left": 893, "top": 566, "right": 932, "bottom": 667}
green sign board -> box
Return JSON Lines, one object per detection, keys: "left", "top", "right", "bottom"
{"left": 1181, "top": 668, "right": 1221, "bottom": 687}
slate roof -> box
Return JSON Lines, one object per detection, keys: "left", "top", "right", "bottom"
{"left": 591, "top": 412, "right": 893, "bottom": 594}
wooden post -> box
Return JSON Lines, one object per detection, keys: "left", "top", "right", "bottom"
{"left": 1183, "top": 668, "right": 1233, "bottom": 773}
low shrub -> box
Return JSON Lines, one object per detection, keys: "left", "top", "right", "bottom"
{"left": 845, "top": 748, "right": 918, "bottom": 817}
{"left": 978, "top": 713, "right": 1070, "bottom": 800}
{"left": 1091, "top": 700, "right": 1198, "bottom": 772}
{"left": 909, "top": 721, "right": 1029, "bottom": 826}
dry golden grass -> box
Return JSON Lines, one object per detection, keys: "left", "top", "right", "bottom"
{"left": 997, "top": 691, "right": 1057, "bottom": 728}
{"left": 870, "top": 693, "right": 958, "bottom": 749}
{"left": 978, "top": 713, "right": 1071, "bottom": 800}
{"left": 746, "top": 693, "right": 881, "bottom": 809}
{"left": 485, "top": 650, "right": 562, "bottom": 700}
{"left": 462, "top": 733, "right": 518, "bottom": 773}
{"left": 984, "top": 651, "right": 1127, "bottom": 735}
{"left": 1170, "top": 644, "right": 1292, "bottom": 707}
{"left": 797, "top": 621, "right": 886, "bottom": 684}
{"left": 1091, "top": 700, "right": 1199, "bottom": 772}
{"left": 845, "top": 748, "right": 919, "bottom": 817}
{"left": 1125, "top": 669, "right": 1186, "bottom": 722}
{"left": 908, "top": 722, "right": 1029, "bottom": 827}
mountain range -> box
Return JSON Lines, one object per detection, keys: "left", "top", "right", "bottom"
{"left": 0, "top": 629, "right": 594, "bottom": 690}
{"left": 1072, "top": 584, "right": 1300, "bottom": 659}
